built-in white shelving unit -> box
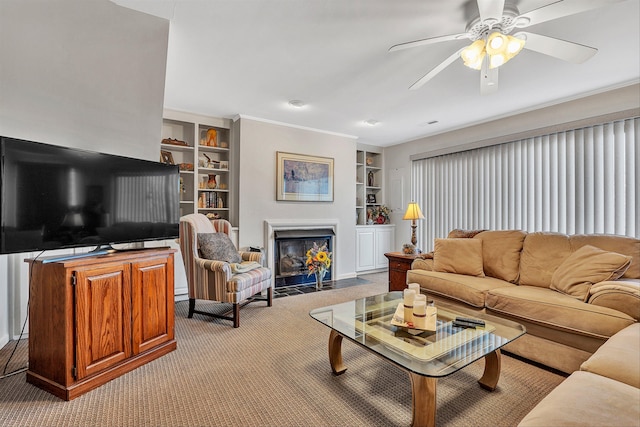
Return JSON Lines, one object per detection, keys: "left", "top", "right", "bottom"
{"left": 356, "top": 148, "right": 383, "bottom": 225}
{"left": 160, "top": 109, "right": 236, "bottom": 224}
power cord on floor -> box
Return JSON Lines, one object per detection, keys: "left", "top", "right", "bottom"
{"left": 0, "top": 250, "right": 45, "bottom": 380}
{"left": 0, "top": 300, "right": 29, "bottom": 379}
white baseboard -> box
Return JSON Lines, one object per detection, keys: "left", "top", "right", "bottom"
{"left": 174, "top": 293, "right": 189, "bottom": 302}
{"left": 0, "top": 334, "right": 8, "bottom": 349}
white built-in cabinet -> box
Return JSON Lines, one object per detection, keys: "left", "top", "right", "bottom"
{"left": 356, "top": 225, "right": 395, "bottom": 272}
{"left": 356, "top": 145, "right": 394, "bottom": 272}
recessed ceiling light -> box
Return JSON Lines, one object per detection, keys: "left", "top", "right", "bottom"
{"left": 288, "top": 100, "right": 306, "bottom": 108}
{"left": 364, "top": 119, "right": 379, "bottom": 126}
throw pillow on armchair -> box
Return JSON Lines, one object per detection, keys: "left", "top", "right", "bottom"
{"left": 197, "top": 232, "right": 242, "bottom": 264}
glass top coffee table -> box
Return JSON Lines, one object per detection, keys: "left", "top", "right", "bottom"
{"left": 309, "top": 291, "right": 526, "bottom": 427}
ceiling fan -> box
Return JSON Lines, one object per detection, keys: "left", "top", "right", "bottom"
{"left": 389, "top": 0, "right": 625, "bottom": 94}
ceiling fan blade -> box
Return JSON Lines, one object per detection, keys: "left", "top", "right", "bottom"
{"left": 480, "top": 57, "right": 499, "bottom": 95}
{"left": 477, "top": 0, "right": 505, "bottom": 24}
{"left": 389, "top": 33, "right": 467, "bottom": 52}
{"left": 409, "top": 49, "right": 463, "bottom": 90}
{"left": 516, "top": 31, "right": 598, "bottom": 64}
{"left": 516, "top": 0, "right": 625, "bottom": 28}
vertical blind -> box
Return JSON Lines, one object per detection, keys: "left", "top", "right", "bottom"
{"left": 412, "top": 117, "right": 639, "bottom": 251}
{"left": 114, "top": 175, "right": 180, "bottom": 223}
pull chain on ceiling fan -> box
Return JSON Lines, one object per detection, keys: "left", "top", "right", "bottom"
{"left": 389, "top": 0, "right": 625, "bottom": 94}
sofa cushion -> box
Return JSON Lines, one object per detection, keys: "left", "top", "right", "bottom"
{"left": 517, "top": 371, "right": 640, "bottom": 427}
{"left": 447, "top": 229, "right": 486, "bottom": 238}
{"left": 486, "top": 285, "right": 635, "bottom": 339}
{"left": 550, "top": 245, "right": 632, "bottom": 301}
{"left": 474, "top": 230, "right": 526, "bottom": 283}
{"left": 570, "top": 234, "right": 640, "bottom": 279}
{"left": 519, "top": 232, "right": 572, "bottom": 288}
{"left": 580, "top": 323, "right": 640, "bottom": 388}
{"left": 198, "top": 232, "right": 242, "bottom": 264}
{"left": 406, "top": 269, "right": 514, "bottom": 308}
{"left": 227, "top": 267, "right": 271, "bottom": 292}
{"left": 433, "top": 238, "right": 484, "bottom": 276}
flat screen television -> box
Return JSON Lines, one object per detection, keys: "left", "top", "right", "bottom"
{"left": 1, "top": 136, "right": 180, "bottom": 255}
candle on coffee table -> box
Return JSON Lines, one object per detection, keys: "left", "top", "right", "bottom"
{"left": 408, "top": 283, "right": 420, "bottom": 295}
{"left": 403, "top": 289, "right": 415, "bottom": 324}
{"left": 413, "top": 300, "right": 427, "bottom": 329}
{"left": 426, "top": 302, "right": 437, "bottom": 330}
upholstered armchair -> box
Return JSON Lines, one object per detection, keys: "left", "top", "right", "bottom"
{"left": 179, "top": 214, "right": 272, "bottom": 327}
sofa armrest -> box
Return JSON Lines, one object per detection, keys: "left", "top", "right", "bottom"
{"left": 588, "top": 279, "right": 640, "bottom": 321}
{"left": 411, "top": 258, "right": 434, "bottom": 271}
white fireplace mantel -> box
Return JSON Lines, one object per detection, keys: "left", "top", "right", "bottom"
{"left": 264, "top": 219, "right": 340, "bottom": 285}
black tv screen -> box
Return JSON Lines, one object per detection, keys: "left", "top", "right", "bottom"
{"left": 1, "top": 136, "right": 180, "bottom": 254}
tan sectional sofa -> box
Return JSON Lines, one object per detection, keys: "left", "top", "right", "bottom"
{"left": 406, "top": 230, "right": 640, "bottom": 374}
{"left": 518, "top": 322, "right": 640, "bottom": 426}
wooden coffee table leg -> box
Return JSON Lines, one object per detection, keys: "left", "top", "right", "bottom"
{"left": 328, "top": 330, "right": 347, "bottom": 375}
{"left": 478, "top": 349, "right": 501, "bottom": 391}
{"left": 409, "top": 372, "right": 437, "bottom": 427}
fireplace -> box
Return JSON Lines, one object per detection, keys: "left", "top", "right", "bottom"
{"left": 274, "top": 229, "right": 334, "bottom": 287}
{"left": 264, "top": 219, "right": 340, "bottom": 288}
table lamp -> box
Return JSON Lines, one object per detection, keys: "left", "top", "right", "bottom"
{"left": 403, "top": 202, "right": 425, "bottom": 246}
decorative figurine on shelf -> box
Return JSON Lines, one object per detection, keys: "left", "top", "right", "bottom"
{"left": 206, "top": 128, "right": 217, "bottom": 147}
{"left": 207, "top": 175, "right": 217, "bottom": 189}
{"left": 202, "top": 153, "right": 214, "bottom": 167}
{"left": 367, "top": 170, "right": 374, "bottom": 187}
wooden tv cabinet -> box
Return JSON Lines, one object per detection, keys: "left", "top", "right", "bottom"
{"left": 25, "top": 248, "right": 177, "bottom": 400}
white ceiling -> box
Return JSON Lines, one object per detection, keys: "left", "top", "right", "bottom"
{"left": 114, "top": 0, "right": 640, "bottom": 147}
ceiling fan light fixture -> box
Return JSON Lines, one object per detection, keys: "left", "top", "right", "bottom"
{"left": 461, "top": 39, "right": 486, "bottom": 70}
{"left": 485, "top": 33, "right": 525, "bottom": 68}
{"left": 506, "top": 35, "right": 525, "bottom": 55}
{"left": 465, "top": 52, "right": 486, "bottom": 70}
{"left": 489, "top": 53, "right": 506, "bottom": 69}
{"left": 486, "top": 32, "right": 508, "bottom": 55}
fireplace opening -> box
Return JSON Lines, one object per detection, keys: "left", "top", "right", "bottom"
{"left": 274, "top": 229, "right": 334, "bottom": 287}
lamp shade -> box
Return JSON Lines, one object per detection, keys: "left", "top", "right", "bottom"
{"left": 403, "top": 202, "right": 425, "bottom": 221}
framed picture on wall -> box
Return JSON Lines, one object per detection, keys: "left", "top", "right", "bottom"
{"left": 276, "top": 152, "right": 334, "bottom": 202}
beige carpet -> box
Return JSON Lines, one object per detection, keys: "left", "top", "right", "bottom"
{"left": 0, "top": 276, "right": 565, "bottom": 426}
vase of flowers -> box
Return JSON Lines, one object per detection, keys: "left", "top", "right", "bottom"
{"left": 368, "top": 204, "right": 391, "bottom": 224}
{"left": 306, "top": 242, "right": 332, "bottom": 290}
